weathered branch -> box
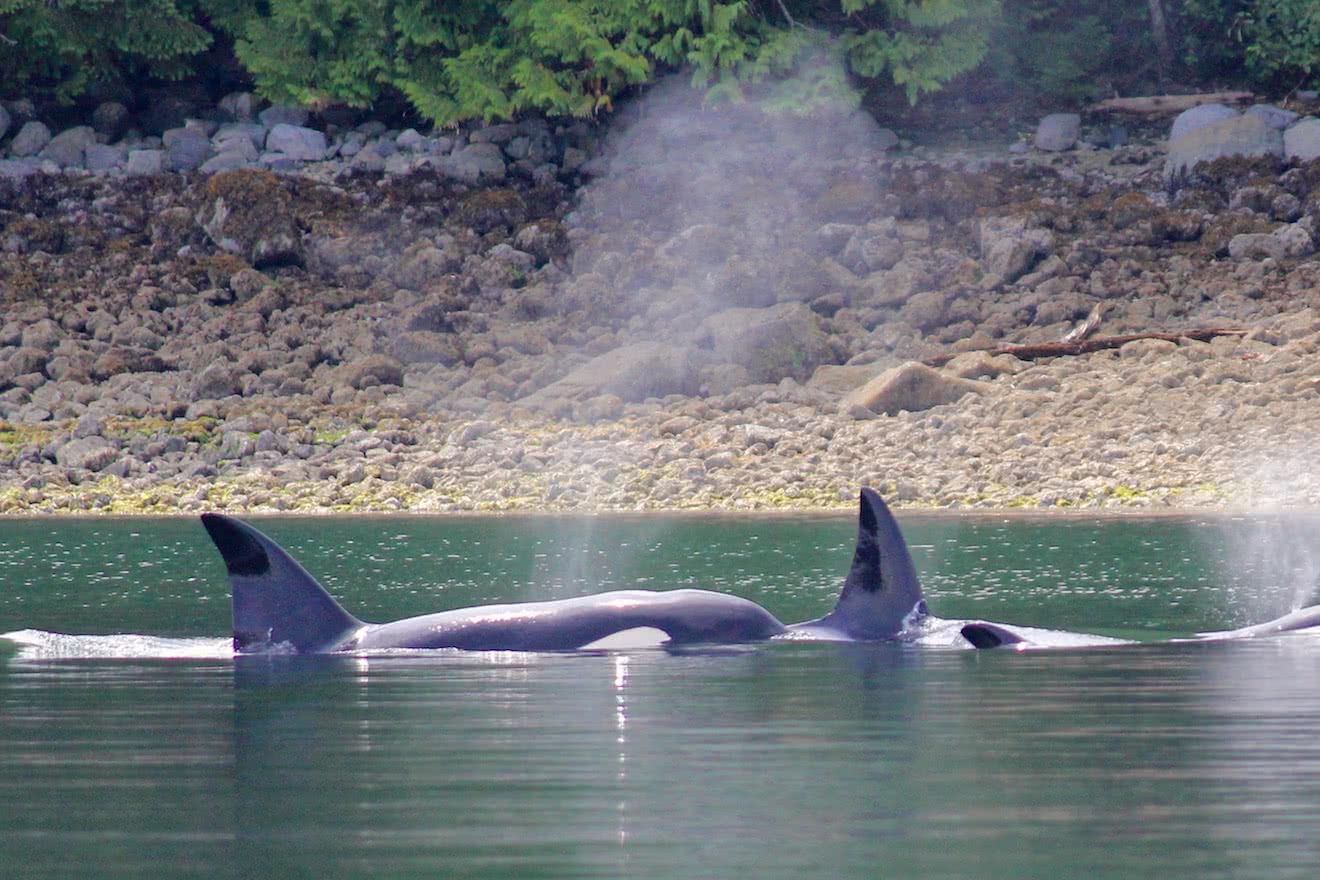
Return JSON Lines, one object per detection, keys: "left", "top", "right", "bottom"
{"left": 1089, "top": 92, "right": 1255, "bottom": 114}
{"left": 925, "top": 328, "right": 1248, "bottom": 368}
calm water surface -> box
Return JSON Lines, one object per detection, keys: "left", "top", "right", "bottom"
{"left": 4, "top": 511, "right": 1320, "bottom": 879}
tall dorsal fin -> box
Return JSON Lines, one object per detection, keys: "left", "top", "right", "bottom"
{"left": 201, "top": 514, "right": 363, "bottom": 653}
{"left": 818, "top": 488, "right": 926, "bottom": 639}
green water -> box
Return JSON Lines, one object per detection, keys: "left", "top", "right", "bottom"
{"left": 4, "top": 512, "right": 1320, "bottom": 878}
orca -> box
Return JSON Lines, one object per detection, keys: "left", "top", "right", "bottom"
{"left": 202, "top": 512, "right": 788, "bottom": 653}
{"left": 201, "top": 488, "right": 1320, "bottom": 654}
{"left": 201, "top": 487, "right": 930, "bottom": 654}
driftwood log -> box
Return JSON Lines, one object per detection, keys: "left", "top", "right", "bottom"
{"left": 925, "top": 328, "right": 1248, "bottom": 368}
{"left": 1089, "top": 91, "right": 1255, "bottom": 114}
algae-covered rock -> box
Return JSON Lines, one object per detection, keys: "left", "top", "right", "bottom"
{"left": 196, "top": 169, "right": 303, "bottom": 268}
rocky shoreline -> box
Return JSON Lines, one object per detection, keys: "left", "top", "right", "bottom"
{"left": 4, "top": 87, "right": 1320, "bottom": 515}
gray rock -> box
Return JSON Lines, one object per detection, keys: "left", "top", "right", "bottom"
{"left": 814, "top": 223, "right": 858, "bottom": 255}
{"left": 198, "top": 151, "right": 255, "bottom": 174}
{"left": 438, "top": 143, "right": 506, "bottom": 183}
{"left": 524, "top": 341, "right": 699, "bottom": 404}
{"left": 163, "top": 127, "right": 214, "bottom": 171}
{"left": 6, "top": 346, "right": 49, "bottom": 376}
{"left": 9, "top": 121, "right": 51, "bottom": 157}
{"left": 0, "top": 104, "right": 9, "bottom": 142}
{"left": 1228, "top": 223, "right": 1315, "bottom": 260}
{"left": 471, "top": 123, "right": 519, "bottom": 144}
{"left": 1284, "top": 117, "right": 1320, "bottom": 162}
{"left": 84, "top": 143, "right": 126, "bottom": 173}
{"left": 979, "top": 216, "right": 1054, "bottom": 283}
{"left": 259, "top": 104, "right": 309, "bottom": 128}
{"left": 72, "top": 412, "right": 107, "bottom": 440}
{"left": 219, "top": 92, "right": 257, "bottom": 122}
{"left": 561, "top": 147, "right": 587, "bottom": 172}
{"left": 395, "top": 128, "right": 427, "bottom": 151}
{"left": 842, "top": 224, "right": 903, "bottom": 272}
{"left": 55, "top": 436, "right": 119, "bottom": 472}
{"left": 21, "top": 319, "right": 61, "bottom": 350}
{"left": 125, "top": 149, "right": 165, "bottom": 176}
{"left": 336, "top": 355, "right": 404, "bottom": 389}
{"left": 213, "top": 123, "right": 266, "bottom": 153}
{"left": 899, "top": 290, "right": 950, "bottom": 331}
{"left": 265, "top": 123, "right": 327, "bottom": 161}
{"left": 697, "top": 302, "right": 834, "bottom": 384}
{"left": 1246, "top": 103, "right": 1298, "bottom": 129}
{"left": 189, "top": 363, "right": 241, "bottom": 401}
{"left": 1165, "top": 113, "right": 1283, "bottom": 181}
{"left": 1170, "top": 103, "right": 1239, "bottom": 141}
{"left": 41, "top": 125, "right": 97, "bottom": 168}
{"left": 842, "top": 361, "right": 992, "bottom": 416}
{"left": 0, "top": 159, "right": 38, "bottom": 179}
{"left": 350, "top": 143, "right": 387, "bottom": 172}
{"left": 337, "top": 135, "right": 365, "bottom": 159}
{"left": 1034, "top": 113, "right": 1081, "bottom": 151}
{"left": 384, "top": 152, "right": 416, "bottom": 175}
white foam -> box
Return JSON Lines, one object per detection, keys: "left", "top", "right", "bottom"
{"left": 1, "top": 629, "right": 233, "bottom": 661}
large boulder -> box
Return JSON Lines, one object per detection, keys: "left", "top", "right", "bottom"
{"left": 9, "top": 121, "right": 50, "bottom": 157}
{"left": 842, "top": 361, "right": 992, "bottom": 417}
{"left": 55, "top": 437, "right": 120, "bottom": 472}
{"left": 696, "top": 302, "right": 834, "bottom": 384}
{"left": 1169, "top": 103, "right": 1239, "bottom": 141}
{"left": 196, "top": 169, "right": 304, "bottom": 268}
{"left": 336, "top": 355, "right": 404, "bottom": 389}
{"left": 978, "top": 216, "right": 1054, "bottom": 284}
{"left": 126, "top": 150, "right": 165, "bottom": 176}
{"left": 1227, "top": 222, "right": 1315, "bottom": 260}
{"left": 265, "top": 123, "right": 327, "bottom": 161}
{"left": 523, "top": 341, "right": 699, "bottom": 404}
{"left": 1034, "top": 113, "right": 1080, "bottom": 151}
{"left": 438, "top": 143, "right": 507, "bottom": 183}
{"left": 39, "top": 125, "right": 96, "bottom": 168}
{"left": 163, "top": 126, "right": 214, "bottom": 171}
{"left": 1285, "top": 117, "right": 1320, "bottom": 163}
{"left": 1165, "top": 113, "right": 1283, "bottom": 182}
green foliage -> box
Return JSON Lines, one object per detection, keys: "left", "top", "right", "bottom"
{"left": 1179, "top": 0, "right": 1252, "bottom": 81}
{"left": 977, "top": 0, "right": 1162, "bottom": 103}
{"left": 0, "top": 0, "right": 222, "bottom": 103}
{"left": 834, "top": 0, "right": 1001, "bottom": 105}
{"left": 222, "top": 0, "right": 1003, "bottom": 124}
{"left": 25, "top": 0, "right": 1290, "bottom": 126}
{"left": 1181, "top": 0, "right": 1320, "bottom": 93}
{"left": 224, "top": 1, "right": 768, "bottom": 123}
{"left": 1241, "top": 0, "right": 1320, "bottom": 91}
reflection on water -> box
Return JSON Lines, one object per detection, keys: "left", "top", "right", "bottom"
{"left": 5, "top": 513, "right": 1320, "bottom": 878}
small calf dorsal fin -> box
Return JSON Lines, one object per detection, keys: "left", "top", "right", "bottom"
{"left": 201, "top": 514, "right": 362, "bottom": 653}
{"left": 960, "top": 622, "right": 1025, "bottom": 649}
{"left": 818, "top": 488, "right": 926, "bottom": 640}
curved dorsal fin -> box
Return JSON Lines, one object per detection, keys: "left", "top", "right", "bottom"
{"left": 201, "top": 514, "right": 362, "bottom": 653}
{"left": 818, "top": 488, "right": 926, "bottom": 639}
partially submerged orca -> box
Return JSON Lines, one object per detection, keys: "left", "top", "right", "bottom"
{"left": 202, "top": 488, "right": 1320, "bottom": 654}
